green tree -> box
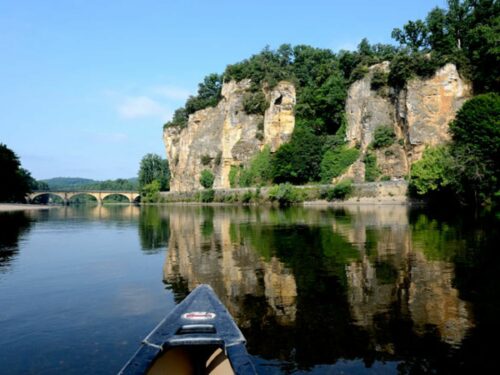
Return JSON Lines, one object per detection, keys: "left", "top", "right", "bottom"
{"left": 409, "top": 145, "right": 455, "bottom": 196}
{"left": 449, "top": 93, "right": 500, "bottom": 205}
{"left": 0, "top": 143, "right": 33, "bottom": 202}
{"left": 271, "top": 124, "right": 323, "bottom": 184}
{"left": 138, "top": 153, "right": 170, "bottom": 191}
{"left": 199, "top": 169, "right": 215, "bottom": 189}
{"left": 141, "top": 180, "right": 161, "bottom": 203}
{"left": 391, "top": 20, "right": 429, "bottom": 52}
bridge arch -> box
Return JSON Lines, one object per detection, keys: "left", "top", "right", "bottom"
{"left": 29, "top": 192, "right": 66, "bottom": 204}
{"left": 67, "top": 193, "right": 99, "bottom": 204}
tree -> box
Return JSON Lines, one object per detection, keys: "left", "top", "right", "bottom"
{"left": 409, "top": 145, "right": 455, "bottom": 196}
{"left": 449, "top": 93, "right": 500, "bottom": 205}
{"left": 391, "top": 20, "right": 429, "bottom": 52}
{"left": 271, "top": 124, "right": 324, "bottom": 184}
{"left": 138, "top": 153, "right": 170, "bottom": 191}
{"left": 0, "top": 143, "right": 32, "bottom": 202}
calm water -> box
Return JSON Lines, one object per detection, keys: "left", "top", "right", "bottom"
{"left": 0, "top": 205, "right": 498, "bottom": 374}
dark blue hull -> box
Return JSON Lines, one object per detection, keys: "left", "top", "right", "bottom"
{"left": 118, "top": 284, "right": 256, "bottom": 374}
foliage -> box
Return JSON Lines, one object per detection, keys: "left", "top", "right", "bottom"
{"left": 271, "top": 123, "right": 324, "bottom": 184}
{"left": 325, "top": 179, "right": 354, "bottom": 201}
{"left": 370, "top": 69, "right": 389, "bottom": 91}
{"left": 390, "top": 0, "right": 500, "bottom": 92}
{"left": 364, "top": 152, "right": 381, "bottom": 182}
{"left": 199, "top": 169, "right": 215, "bottom": 189}
{"left": 229, "top": 165, "right": 239, "bottom": 188}
{"left": 372, "top": 126, "right": 396, "bottom": 149}
{"left": 138, "top": 153, "right": 170, "bottom": 191}
{"left": 392, "top": 20, "right": 430, "bottom": 52}
{"left": 268, "top": 183, "right": 304, "bottom": 206}
{"left": 138, "top": 206, "right": 169, "bottom": 252}
{"left": 320, "top": 146, "right": 360, "bottom": 183}
{"left": 200, "top": 189, "right": 215, "bottom": 202}
{"left": 164, "top": 73, "right": 222, "bottom": 129}
{"left": 201, "top": 154, "right": 212, "bottom": 166}
{"left": 40, "top": 177, "right": 138, "bottom": 191}
{"left": 238, "top": 146, "right": 272, "bottom": 187}
{"left": 242, "top": 91, "right": 268, "bottom": 115}
{"left": 140, "top": 180, "right": 160, "bottom": 203}
{"left": 409, "top": 145, "right": 455, "bottom": 196}
{"left": 449, "top": 93, "right": 500, "bottom": 205}
{"left": 0, "top": 143, "right": 33, "bottom": 202}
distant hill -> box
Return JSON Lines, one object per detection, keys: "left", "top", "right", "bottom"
{"left": 41, "top": 177, "right": 138, "bottom": 191}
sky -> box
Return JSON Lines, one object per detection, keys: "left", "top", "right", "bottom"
{"left": 0, "top": 0, "right": 446, "bottom": 180}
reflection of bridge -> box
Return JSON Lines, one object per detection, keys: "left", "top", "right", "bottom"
{"left": 28, "top": 191, "right": 140, "bottom": 205}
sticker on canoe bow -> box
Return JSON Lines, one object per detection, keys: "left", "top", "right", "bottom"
{"left": 182, "top": 312, "right": 216, "bottom": 320}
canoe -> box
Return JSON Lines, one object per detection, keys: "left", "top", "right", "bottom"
{"left": 118, "top": 284, "right": 257, "bottom": 375}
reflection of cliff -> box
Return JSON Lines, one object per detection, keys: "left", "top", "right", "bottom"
{"left": 163, "top": 207, "right": 297, "bottom": 326}
{"left": 338, "top": 205, "right": 473, "bottom": 347}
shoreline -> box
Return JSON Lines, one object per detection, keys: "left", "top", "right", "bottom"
{"left": 0, "top": 203, "right": 59, "bottom": 212}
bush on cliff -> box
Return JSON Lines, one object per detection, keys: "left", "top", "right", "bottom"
{"left": 372, "top": 126, "right": 396, "bottom": 149}
{"left": 320, "top": 146, "right": 360, "bottom": 183}
{"left": 199, "top": 170, "right": 215, "bottom": 189}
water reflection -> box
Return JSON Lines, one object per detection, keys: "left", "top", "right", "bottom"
{"left": 0, "top": 211, "right": 33, "bottom": 273}
{"left": 162, "top": 205, "right": 488, "bottom": 372}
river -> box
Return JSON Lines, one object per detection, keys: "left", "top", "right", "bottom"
{"left": 0, "top": 204, "right": 498, "bottom": 374}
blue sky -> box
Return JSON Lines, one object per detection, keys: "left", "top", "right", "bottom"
{"left": 0, "top": 0, "right": 445, "bottom": 180}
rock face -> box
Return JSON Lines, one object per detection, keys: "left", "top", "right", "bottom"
{"left": 345, "top": 62, "right": 472, "bottom": 182}
{"left": 164, "top": 80, "right": 295, "bottom": 192}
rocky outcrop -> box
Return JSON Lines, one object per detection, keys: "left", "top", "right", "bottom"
{"left": 164, "top": 80, "right": 295, "bottom": 192}
{"left": 345, "top": 62, "right": 472, "bottom": 182}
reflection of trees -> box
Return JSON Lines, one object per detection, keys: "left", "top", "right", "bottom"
{"left": 138, "top": 206, "right": 169, "bottom": 253}
{"left": 0, "top": 212, "right": 33, "bottom": 272}
{"left": 162, "top": 205, "right": 493, "bottom": 372}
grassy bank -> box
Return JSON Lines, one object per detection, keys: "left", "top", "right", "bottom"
{"left": 156, "top": 181, "right": 408, "bottom": 206}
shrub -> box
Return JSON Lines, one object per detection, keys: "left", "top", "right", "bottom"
{"left": 320, "top": 146, "right": 360, "bottom": 183}
{"left": 243, "top": 91, "right": 268, "bottom": 115}
{"left": 351, "top": 64, "right": 369, "bottom": 81}
{"left": 141, "top": 180, "right": 160, "bottom": 203}
{"left": 364, "top": 152, "right": 380, "bottom": 182}
{"left": 371, "top": 69, "right": 389, "bottom": 91}
{"left": 326, "top": 179, "right": 353, "bottom": 201}
{"left": 409, "top": 145, "right": 454, "bottom": 196}
{"left": 268, "top": 183, "right": 303, "bottom": 206}
{"left": 201, "top": 154, "right": 212, "bottom": 166}
{"left": 229, "top": 165, "right": 239, "bottom": 188}
{"left": 200, "top": 189, "right": 215, "bottom": 202}
{"left": 372, "top": 126, "right": 396, "bottom": 149}
{"left": 199, "top": 169, "right": 215, "bottom": 189}
{"left": 240, "top": 146, "right": 272, "bottom": 187}
{"left": 241, "top": 191, "right": 253, "bottom": 203}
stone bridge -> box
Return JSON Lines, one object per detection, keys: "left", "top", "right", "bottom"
{"left": 27, "top": 191, "right": 141, "bottom": 205}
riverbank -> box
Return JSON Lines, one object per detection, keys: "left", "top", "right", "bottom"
{"left": 0, "top": 203, "right": 57, "bottom": 212}
{"left": 159, "top": 181, "right": 409, "bottom": 205}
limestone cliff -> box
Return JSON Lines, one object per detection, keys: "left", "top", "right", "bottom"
{"left": 344, "top": 63, "right": 472, "bottom": 182}
{"left": 164, "top": 80, "right": 295, "bottom": 192}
